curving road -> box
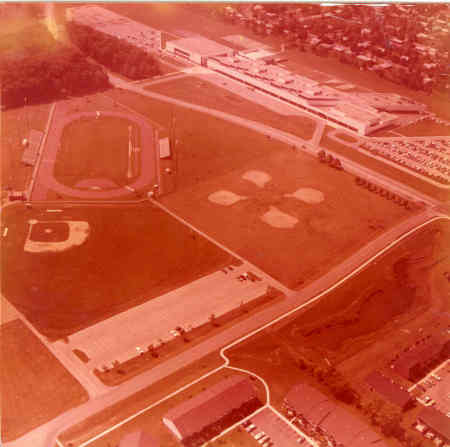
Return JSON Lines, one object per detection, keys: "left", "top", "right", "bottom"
{"left": 4, "top": 208, "right": 447, "bottom": 447}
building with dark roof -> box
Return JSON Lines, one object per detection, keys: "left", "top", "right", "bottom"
{"left": 284, "top": 383, "right": 389, "bottom": 447}
{"left": 417, "top": 407, "right": 450, "bottom": 443}
{"left": 163, "top": 375, "right": 258, "bottom": 442}
{"left": 365, "top": 371, "right": 414, "bottom": 410}
{"left": 119, "top": 430, "right": 159, "bottom": 447}
{"left": 391, "top": 337, "right": 447, "bottom": 381}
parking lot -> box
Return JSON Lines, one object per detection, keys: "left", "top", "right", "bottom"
{"left": 360, "top": 136, "right": 450, "bottom": 185}
{"left": 415, "top": 360, "right": 450, "bottom": 415}
{"left": 242, "top": 408, "right": 309, "bottom": 447}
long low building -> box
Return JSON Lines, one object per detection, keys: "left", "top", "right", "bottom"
{"left": 206, "top": 54, "right": 398, "bottom": 135}
{"left": 284, "top": 383, "right": 389, "bottom": 447}
{"left": 163, "top": 375, "right": 260, "bottom": 444}
{"left": 165, "top": 36, "right": 234, "bottom": 65}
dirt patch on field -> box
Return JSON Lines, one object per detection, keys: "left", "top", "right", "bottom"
{"left": 2, "top": 204, "right": 234, "bottom": 338}
{"left": 208, "top": 190, "right": 247, "bottom": 206}
{"left": 24, "top": 220, "right": 90, "bottom": 253}
{"left": 285, "top": 188, "right": 324, "bottom": 204}
{"left": 242, "top": 170, "right": 271, "bottom": 188}
{"left": 261, "top": 206, "right": 298, "bottom": 229}
{"left": 75, "top": 178, "right": 119, "bottom": 189}
{"left": 1, "top": 320, "right": 88, "bottom": 441}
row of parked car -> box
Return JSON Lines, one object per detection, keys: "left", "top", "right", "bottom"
{"left": 360, "top": 137, "right": 450, "bottom": 185}
{"left": 242, "top": 419, "right": 274, "bottom": 447}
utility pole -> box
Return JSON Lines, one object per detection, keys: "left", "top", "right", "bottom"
{"left": 127, "top": 125, "right": 133, "bottom": 179}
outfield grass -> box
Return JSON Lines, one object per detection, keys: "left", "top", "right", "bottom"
{"left": 1, "top": 203, "right": 234, "bottom": 338}
{"left": 160, "top": 142, "right": 412, "bottom": 290}
{"left": 54, "top": 115, "right": 140, "bottom": 188}
{"left": 1, "top": 319, "right": 88, "bottom": 441}
{"left": 320, "top": 127, "right": 449, "bottom": 202}
{"left": 145, "top": 75, "right": 316, "bottom": 141}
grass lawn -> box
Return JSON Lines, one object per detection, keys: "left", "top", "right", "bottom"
{"left": 396, "top": 118, "right": 450, "bottom": 137}
{"left": 160, "top": 140, "right": 412, "bottom": 289}
{"left": 1, "top": 319, "right": 88, "bottom": 441}
{"left": 60, "top": 362, "right": 265, "bottom": 447}
{"left": 54, "top": 115, "right": 140, "bottom": 188}
{"left": 145, "top": 75, "right": 316, "bottom": 141}
{"left": 1, "top": 102, "right": 52, "bottom": 193}
{"left": 1, "top": 203, "right": 234, "bottom": 339}
{"left": 225, "top": 219, "right": 449, "bottom": 393}
{"left": 320, "top": 127, "right": 449, "bottom": 202}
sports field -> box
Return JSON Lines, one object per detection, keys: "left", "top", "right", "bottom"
{"left": 1, "top": 203, "right": 234, "bottom": 338}
{"left": 54, "top": 115, "right": 140, "bottom": 188}
{"left": 160, "top": 144, "right": 412, "bottom": 289}
{"left": 1, "top": 319, "right": 88, "bottom": 441}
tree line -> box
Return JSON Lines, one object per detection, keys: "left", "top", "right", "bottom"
{"left": 1, "top": 45, "right": 110, "bottom": 109}
{"left": 66, "top": 22, "right": 160, "bottom": 80}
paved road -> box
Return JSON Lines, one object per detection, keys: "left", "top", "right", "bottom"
{"left": 4, "top": 75, "right": 447, "bottom": 447}
{"left": 4, "top": 208, "right": 443, "bottom": 447}
{"left": 107, "top": 74, "right": 440, "bottom": 208}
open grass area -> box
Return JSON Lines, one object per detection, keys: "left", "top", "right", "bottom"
{"left": 54, "top": 115, "right": 140, "bottom": 188}
{"left": 160, "top": 140, "right": 411, "bottom": 289}
{"left": 1, "top": 203, "right": 234, "bottom": 338}
{"left": 320, "top": 127, "right": 449, "bottom": 202}
{"left": 60, "top": 362, "right": 264, "bottom": 447}
{"left": 1, "top": 102, "right": 52, "bottom": 193}
{"left": 145, "top": 75, "right": 316, "bottom": 141}
{"left": 1, "top": 319, "right": 88, "bottom": 441}
{"left": 396, "top": 118, "right": 450, "bottom": 137}
{"left": 225, "top": 219, "right": 449, "bottom": 391}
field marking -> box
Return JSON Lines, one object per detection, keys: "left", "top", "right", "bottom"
{"left": 149, "top": 199, "right": 291, "bottom": 295}
{"left": 3, "top": 227, "right": 8, "bottom": 237}
{"left": 46, "top": 209, "right": 62, "bottom": 212}
{"left": 59, "top": 214, "right": 449, "bottom": 447}
{"left": 27, "top": 102, "right": 57, "bottom": 201}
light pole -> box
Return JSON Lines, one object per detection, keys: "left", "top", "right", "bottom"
{"left": 127, "top": 125, "right": 133, "bottom": 179}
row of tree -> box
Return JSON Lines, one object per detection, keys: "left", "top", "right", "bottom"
{"left": 66, "top": 22, "right": 160, "bottom": 80}
{"left": 1, "top": 45, "right": 111, "bottom": 109}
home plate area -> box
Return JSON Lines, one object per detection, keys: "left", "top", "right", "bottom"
{"left": 24, "top": 220, "right": 90, "bottom": 253}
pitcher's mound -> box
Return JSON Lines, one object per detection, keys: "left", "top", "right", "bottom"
{"left": 261, "top": 206, "right": 298, "bottom": 229}
{"left": 242, "top": 170, "right": 271, "bottom": 188}
{"left": 286, "top": 188, "right": 324, "bottom": 204}
{"left": 208, "top": 190, "right": 247, "bottom": 206}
